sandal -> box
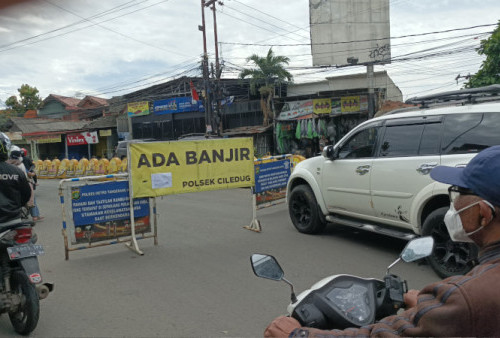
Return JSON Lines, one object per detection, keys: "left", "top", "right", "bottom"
{"left": 33, "top": 216, "right": 44, "bottom": 222}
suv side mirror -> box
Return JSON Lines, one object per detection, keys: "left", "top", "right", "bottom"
{"left": 323, "top": 145, "right": 337, "bottom": 160}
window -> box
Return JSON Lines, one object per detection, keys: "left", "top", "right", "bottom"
{"left": 419, "top": 122, "right": 442, "bottom": 155}
{"left": 338, "top": 127, "right": 379, "bottom": 159}
{"left": 378, "top": 117, "right": 442, "bottom": 158}
{"left": 380, "top": 124, "right": 423, "bottom": 157}
{"left": 442, "top": 113, "right": 500, "bottom": 154}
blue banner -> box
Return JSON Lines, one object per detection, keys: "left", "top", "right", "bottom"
{"left": 71, "top": 181, "right": 150, "bottom": 226}
{"left": 153, "top": 97, "right": 204, "bottom": 115}
{"left": 254, "top": 159, "right": 291, "bottom": 194}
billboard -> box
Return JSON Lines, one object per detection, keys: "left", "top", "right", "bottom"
{"left": 153, "top": 97, "right": 204, "bottom": 115}
{"left": 310, "top": 0, "right": 391, "bottom": 66}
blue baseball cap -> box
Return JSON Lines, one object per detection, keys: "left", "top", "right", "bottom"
{"left": 430, "top": 145, "right": 500, "bottom": 207}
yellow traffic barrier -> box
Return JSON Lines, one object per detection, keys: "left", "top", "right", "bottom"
{"left": 47, "top": 159, "right": 60, "bottom": 179}
{"left": 57, "top": 159, "right": 70, "bottom": 179}
{"left": 75, "top": 158, "right": 89, "bottom": 177}
{"left": 107, "top": 157, "right": 122, "bottom": 174}
{"left": 95, "top": 158, "right": 109, "bottom": 176}
{"left": 85, "top": 158, "right": 99, "bottom": 176}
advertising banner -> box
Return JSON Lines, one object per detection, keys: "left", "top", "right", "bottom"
{"left": 70, "top": 181, "right": 151, "bottom": 244}
{"left": 341, "top": 96, "right": 361, "bottom": 113}
{"left": 67, "top": 131, "right": 99, "bottom": 146}
{"left": 313, "top": 98, "right": 332, "bottom": 115}
{"left": 130, "top": 138, "right": 255, "bottom": 198}
{"left": 153, "top": 97, "right": 204, "bottom": 115}
{"left": 127, "top": 101, "right": 150, "bottom": 117}
{"left": 28, "top": 134, "right": 62, "bottom": 143}
{"left": 277, "top": 100, "right": 313, "bottom": 120}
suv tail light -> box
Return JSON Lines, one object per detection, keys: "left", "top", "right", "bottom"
{"left": 14, "top": 228, "right": 32, "bottom": 244}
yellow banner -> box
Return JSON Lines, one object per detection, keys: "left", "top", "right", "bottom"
{"left": 127, "top": 101, "right": 150, "bottom": 117}
{"left": 313, "top": 98, "right": 331, "bottom": 114}
{"left": 341, "top": 96, "right": 361, "bottom": 112}
{"left": 29, "top": 135, "right": 62, "bottom": 143}
{"left": 130, "top": 138, "right": 255, "bottom": 198}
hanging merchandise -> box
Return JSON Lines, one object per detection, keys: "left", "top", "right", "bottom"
{"left": 307, "top": 119, "right": 313, "bottom": 139}
{"left": 295, "top": 121, "right": 301, "bottom": 139}
{"left": 312, "top": 118, "right": 318, "bottom": 138}
{"left": 318, "top": 119, "right": 326, "bottom": 137}
{"left": 327, "top": 119, "right": 337, "bottom": 143}
{"left": 301, "top": 119, "right": 307, "bottom": 138}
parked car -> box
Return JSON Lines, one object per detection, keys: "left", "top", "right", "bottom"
{"left": 286, "top": 85, "right": 500, "bottom": 278}
{"left": 115, "top": 138, "right": 156, "bottom": 159}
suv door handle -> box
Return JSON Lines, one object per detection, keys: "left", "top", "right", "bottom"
{"left": 416, "top": 162, "right": 438, "bottom": 175}
{"left": 356, "top": 165, "right": 371, "bottom": 175}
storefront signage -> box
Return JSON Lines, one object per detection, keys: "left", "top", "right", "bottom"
{"left": 127, "top": 101, "right": 150, "bottom": 117}
{"left": 99, "top": 129, "right": 112, "bottom": 137}
{"left": 277, "top": 100, "right": 313, "bottom": 120}
{"left": 313, "top": 99, "right": 332, "bottom": 115}
{"left": 153, "top": 97, "right": 204, "bottom": 115}
{"left": 67, "top": 132, "right": 99, "bottom": 146}
{"left": 29, "top": 135, "right": 62, "bottom": 143}
{"left": 340, "top": 95, "right": 368, "bottom": 113}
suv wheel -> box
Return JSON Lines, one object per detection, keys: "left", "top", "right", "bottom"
{"left": 288, "top": 184, "right": 326, "bottom": 234}
{"left": 422, "top": 207, "right": 478, "bottom": 278}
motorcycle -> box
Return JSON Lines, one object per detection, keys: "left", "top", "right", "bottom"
{"left": 250, "top": 236, "right": 434, "bottom": 330}
{"left": 0, "top": 219, "right": 53, "bottom": 335}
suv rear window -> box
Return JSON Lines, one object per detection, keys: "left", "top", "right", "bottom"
{"left": 442, "top": 113, "right": 500, "bottom": 154}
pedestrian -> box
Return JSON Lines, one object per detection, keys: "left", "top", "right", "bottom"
{"left": 264, "top": 145, "right": 500, "bottom": 337}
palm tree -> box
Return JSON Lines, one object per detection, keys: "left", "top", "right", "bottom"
{"left": 239, "top": 48, "right": 293, "bottom": 126}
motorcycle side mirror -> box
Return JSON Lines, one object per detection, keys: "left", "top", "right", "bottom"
{"left": 386, "top": 236, "right": 434, "bottom": 274}
{"left": 400, "top": 236, "right": 434, "bottom": 263}
{"left": 250, "top": 254, "right": 298, "bottom": 303}
{"left": 250, "top": 254, "right": 284, "bottom": 281}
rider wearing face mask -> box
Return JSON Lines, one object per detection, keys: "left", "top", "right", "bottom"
{"left": 265, "top": 145, "right": 500, "bottom": 337}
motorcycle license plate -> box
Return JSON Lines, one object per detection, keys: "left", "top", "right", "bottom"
{"left": 7, "top": 244, "right": 44, "bottom": 260}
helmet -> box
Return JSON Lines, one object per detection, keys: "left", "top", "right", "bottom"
{"left": 9, "top": 145, "right": 22, "bottom": 161}
{"left": 21, "top": 148, "right": 27, "bottom": 157}
{"left": 0, "top": 132, "right": 11, "bottom": 161}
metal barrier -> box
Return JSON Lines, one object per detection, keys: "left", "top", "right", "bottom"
{"left": 59, "top": 174, "right": 158, "bottom": 260}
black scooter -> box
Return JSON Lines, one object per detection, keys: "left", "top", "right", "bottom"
{"left": 0, "top": 219, "right": 53, "bottom": 335}
{"left": 251, "top": 237, "right": 433, "bottom": 330}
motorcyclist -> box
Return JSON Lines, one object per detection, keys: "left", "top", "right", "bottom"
{"left": 0, "top": 133, "right": 31, "bottom": 225}
{"left": 265, "top": 145, "right": 500, "bottom": 337}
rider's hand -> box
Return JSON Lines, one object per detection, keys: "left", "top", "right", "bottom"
{"left": 264, "top": 316, "right": 301, "bottom": 338}
{"left": 404, "top": 289, "right": 420, "bottom": 308}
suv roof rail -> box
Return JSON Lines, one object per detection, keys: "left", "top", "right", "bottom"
{"left": 405, "top": 84, "right": 500, "bottom": 106}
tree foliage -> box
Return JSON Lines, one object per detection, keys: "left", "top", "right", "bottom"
{"left": 5, "top": 84, "right": 42, "bottom": 116}
{"left": 239, "top": 48, "right": 293, "bottom": 126}
{"left": 465, "top": 21, "right": 500, "bottom": 88}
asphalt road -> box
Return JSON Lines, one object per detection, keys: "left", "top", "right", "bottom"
{"left": 0, "top": 179, "right": 438, "bottom": 337}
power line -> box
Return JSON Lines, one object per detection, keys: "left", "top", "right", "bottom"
{"left": 220, "top": 23, "right": 497, "bottom": 47}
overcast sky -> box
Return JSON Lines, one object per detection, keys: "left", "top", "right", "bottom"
{"left": 0, "top": 0, "right": 498, "bottom": 107}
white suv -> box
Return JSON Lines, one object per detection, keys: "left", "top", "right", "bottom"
{"left": 287, "top": 85, "right": 500, "bottom": 277}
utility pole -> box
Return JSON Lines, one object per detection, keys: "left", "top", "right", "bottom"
{"left": 367, "top": 63, "right": 375, "bottom": 119}
{"left": 201, "top": 0, "right": 223, "bottom": 135}
{"left": 200, "top": 0, "right": 213, "bottom": 134}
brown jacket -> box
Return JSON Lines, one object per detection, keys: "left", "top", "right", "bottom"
{"left": 291, "top": 242, "right": 500, "bottom": 337}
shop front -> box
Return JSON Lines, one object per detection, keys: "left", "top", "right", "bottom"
{"left": 275, "top": 95, "right": 370, "bottom": 157}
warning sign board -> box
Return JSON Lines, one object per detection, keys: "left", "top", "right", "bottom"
{"left": 130, "top": 138, "right": 255, "bottom": 198}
